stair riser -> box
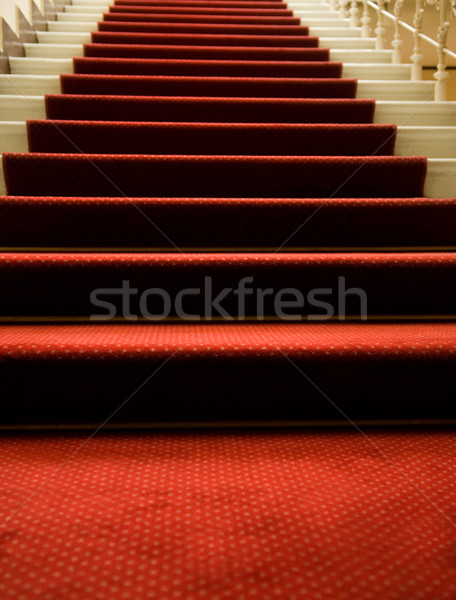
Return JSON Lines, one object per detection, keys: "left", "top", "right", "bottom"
{"left": 1, "top": 198, "right": 455, "bottom": 251}
{"left": 3, "top": 356, "right": 455, "bottom": 423}
{"left": 1, "top": 255, "right": 455, "bottom": 319}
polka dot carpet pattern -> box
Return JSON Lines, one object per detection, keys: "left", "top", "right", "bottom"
{"left": 2, "top": 154, "right": 427, "bottom": 198}
{"left": 101, "top": 12, "right": 301, "bottom": 23}
{"left": 60, "top": 74, "right": 353, "bottom": 97}
{"left": 82, "top": 44, "right": 327, "bottom": 61}
{"left": 72, "top": 58, "right": 343, "bottom": 79}
{"left": 44, "top": 95, "right": 375, "bottom": 124}
{"left": 1, "top": 322, "right": 456, "bottom": 360}
{"left": 1, "top": 196, "right": 454, "bottom": 250}
{"left": 3, "top": 1, "right": 456, "bottom": 597}
{"left": 27, "top": 122, "right": 394, "bottom": 156}
{"left": 90, "top": 31, "right": 316, "bottom": 47}
{"left": 1, "top": 432, "right": 456, "bottom": 600}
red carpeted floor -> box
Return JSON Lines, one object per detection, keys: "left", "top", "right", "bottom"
{"left": 1, "top": 0, "right": 456, "bottom": 596}
{"left": 1, "top": 431, "right": 456, "bottom": 599}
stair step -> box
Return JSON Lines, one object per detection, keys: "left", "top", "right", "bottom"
{"left": 321, "top": 37, "right": 376, "bottom": 49}
{"left": 9, "top": 58, "right": 412, "bottom": 80}
{"left": 1, "top": 322, "right": 455, "bottom": 423}
{"left": 331, "top": 49, "right": 393, "bottom": 63}
{"left": 0, "top": 251, "right": 454, "bottom": 319}
{"left": 343, "top": 64, "right": 411, "bottom": 80}
{"left": 4, "top": 154, "right": 448, "bottom": 198}
{"left": 71, "top": 0, "right": 111, "bottom": 5}
{"left": 1, "top": 153, "right": 427, "bottom": 198}
{"left": 44, "top": 95, "right": 377, "bottom": 124}
{"left": 24, "top": 44, "right": 85, "bottom": 59}
{"left": 72, "top": 57, "right": 343, "bottom": 78}
{"left": 374, "top": 100, "right": 456, "bottom": 126}
{"left": 25, "top": 121, "right": 397, "bottom": 156}
{"left": 64, "top": 4, "right": 115, "bottom": 11}
{"left": 1, "top": 196, "right": 454, "bottom": 251}
{"left": 11, "top": 122, "right": 455, "bottom": 161}
{"left": 37, "top": 32, "right": 92, "bottom": 44}
{"left": 0, "top": 75, "right": 61, "bottom": 95}
{"left": 425, "top": 159, "right": 456, "bottom": 198}
{"left": 9, "top": 58, "right": 73, "bottom": 76}
{"left": 0, "top": 96, "right": 46, "bottom": 121}
{"left": 77, "top": 12, "right": 305, "bottom": 24}
{"left": 309, "top": 27, "right": 362, "bottom": 37}
{"left": 396, "top": 127, "right": 456, "bottom": 159}
{"left": 59, "top": 74, "right": 358, "bottom": 97}
{"left": 357, "top": 80, "right": 434, "bottom": 101}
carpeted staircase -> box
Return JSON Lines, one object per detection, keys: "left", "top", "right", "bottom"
{"left": 0, "top": 0, "right": 456, "bottom": 597}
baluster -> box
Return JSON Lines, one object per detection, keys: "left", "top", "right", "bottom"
{"left": 426, "top": 0, "right": 450, "bottom": 100}
{"left": 434, "top": 20, "right": 450, "bottom": 100}
{"left": 350, "top": 0, "right": 360, "bottom": 26}
{"left": 329, "top": 0, "right": 339, "bottom": 12}
{"left": 411, "top": 0, "right": 424, "bottom": 80}
{"left": 391, "top": 0, "right": 404, "bottom": 63}
{"left": 361, "top": 0, "right": 372, "bottom": 36}
{"left": 339, "top": 0, "right": 349, "bottom": 18}
{"left": 375, "top": 0, "right": 387, "bottom": 49}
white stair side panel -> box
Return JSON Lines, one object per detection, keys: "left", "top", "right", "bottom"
{"left": 0, "top": 96, "right": 46, "bottom": 121}
{"left": 281, "top": 2, "right": 334, "bottom": 7}
{"left": 375, "top": 101, "right": 456, "bottom": 126}
{"left": 9, "top": 58, "right": 73, "bottom": 76}
{"left": 343, "top": 64, "right": 411, "bottom": 80}
{"left": 64, "top": 5, "right": 111, "bottom": 12}
{"left": 24, "top": 44, "right": 84, "bottom": 59}
{"left": 275, "top": 10, "right": 340, "bottom": 16}
{"left": 56, "top": 12, "right": 103, "bottom": 22}
{"left": 330, "top": 49, "right": 393, "bottom": 63}
{"left": 308, "top": 26, "right": 362, "bottom": 37}
{"left": 0, "top": 123, "right": 28, "bottom": 153}
{"left": 70, "top": 0, "right": 111, "bottom": 5}
{"left": 395, "top": 127, "right": 456, "bottom": 159}
{"left": 320, "top": 37, "right": 376, "bottom": 49}
{"left": 297, "top": 17, "right": 351, "bottom": 26}
{"left": 357, "top": 81, "right": 435, "bottom": 101}
{"left": 0, "top": 75, "right": 61, "bottom": 96}
{"left": 425, "top": 159, "right": 456, "bottom": 198}
{"left": 47, "top": 21, "right": 98, "bottom": 33}
{"left": 37, "top": 32, "right": 92, "bottom": 44}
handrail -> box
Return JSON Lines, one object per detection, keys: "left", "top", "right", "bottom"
{"left": 359, "top": 0, "right": 456, "bottom": 100}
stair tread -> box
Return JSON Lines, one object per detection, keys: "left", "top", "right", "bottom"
{"left": 27, "top": 121, "right": 396, "bottom": 155}
{"left": 2, "top": 154, "right": 427, "bottom": 198}
{"left": 2, "top": 196, "right": 453, "bottom": 250}
{"left": 44, "top": 94, "right": 376, "bottom": 122}
{"left": 1, "top": 322, "right": 456, "bottom": 358}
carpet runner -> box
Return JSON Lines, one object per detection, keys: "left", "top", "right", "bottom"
{"left": 1, "top": 1, "right": 456, "bottom": 598}
{"left": 1, "top": 0, "right": 451, "bottom": 414}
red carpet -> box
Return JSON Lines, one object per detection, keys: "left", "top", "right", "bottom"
{"left": 45, "top": 95, "right": 376, "bottom": 122}
{"left": 90, "top": 30, "right": 317, "bottom": 45}
{"left": 96, "top": 20, "right": 309, "bottom": 34}
{"left": 1, "top": 196, "right": 455, "bottom": 249}
{"left": 102, "top": 11, "right": 301, "bottom": 22}
{"left": 60, "top": 74, "right": 354, "bottom": 96}
{"left": 83, "top": 43, "right": 324, "bottom": 59}
{"left": 1, "top": 323, "right": 456, "bottom": 423}
{"left": 72, "top": 58, "right": 342, "bottom": 77}
{"left": 2, "top": 251, "right": 455, "bottom": 317}
{"left": 27, "top": 122, "right": 396, "bottom": 155}
{"left": 1, "top": 2, "right": 456, "bottom": 596}
{"left": 2, "top": 431, "right": 456, "bottom": 599}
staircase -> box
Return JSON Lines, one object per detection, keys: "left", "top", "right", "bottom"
{"left": 0, "top": 1, "right": 456, "bottom": 597}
